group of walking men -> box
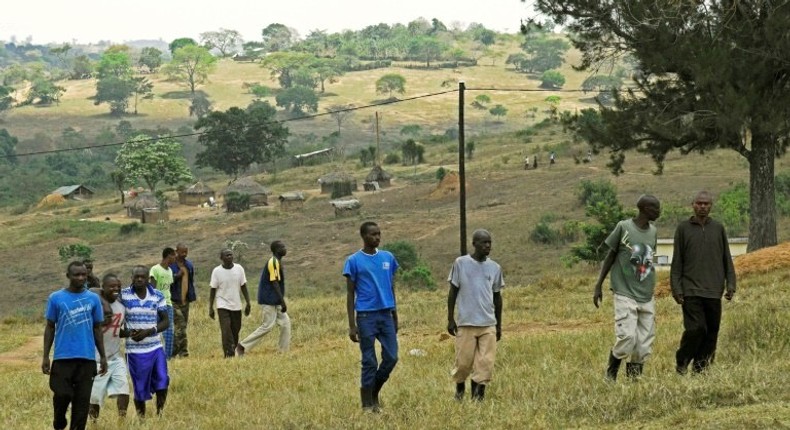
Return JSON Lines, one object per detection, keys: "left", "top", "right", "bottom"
{"left": 593, "top": 190, "right": 736, "bottom": 380}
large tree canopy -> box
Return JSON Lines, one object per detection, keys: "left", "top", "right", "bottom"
{"left": 115, "top": 135, "right": 193, "bottom": 193}
{"left": 194, "top": 101, "right": 288, "bottom": 180}
{"left": 164, "top": 45, "right": 217, "bottom": 94}
{"left": 536, "top": 0, "right": 790, "bottom": 251}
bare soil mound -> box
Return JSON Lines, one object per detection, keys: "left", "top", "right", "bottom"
{"left": 429, "top": 171, "right": 469, "bottom": 200}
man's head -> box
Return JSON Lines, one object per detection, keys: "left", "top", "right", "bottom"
{"left": 220, "top": 248, "right": 234, "bottom": 267}
{"left": 692, "top": 191, "right": 713, "bottom": 220}
{"left": 101, "top": 273, "right": 122, "bottom": 303}
{"left": 66, "top": 261, "right": 87, "bottom": 289}
{"left": 176, "top": 243, "right": 188, "bottom": 261}
{"left": 271, "top": 240, "right": 287, "bottom": 258}
{"left": 636, "top": 194, "right": 661, "bottom": 222}
{"left": 131, "top": 265, "right": 149, "bottom": 288}
{"left": 82, "top": 259, "right": 94, "bottom": 275}
{"left": 359, "top": 221, "right": 381, "bottom": 249}
{"left": 162, "top": 247, "right": 176, "bottom": 265}
{"left": 471, "top": 229, "right": 493, "bottom": 258}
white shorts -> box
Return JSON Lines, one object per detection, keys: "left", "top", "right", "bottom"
{"left": 89, "top": 355, "right": 130, "bottom": 406}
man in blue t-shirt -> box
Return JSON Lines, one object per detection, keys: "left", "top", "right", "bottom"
{"left": 343, "top": 221, "right": 399, "bottom": 412}
{"left": 42, "top": 261, "right": 107, "bottom": 430}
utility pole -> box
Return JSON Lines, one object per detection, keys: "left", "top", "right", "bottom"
{"left": 458, "top": 81, "right": 467, "bottom": 255}
{"left": 375, "top": 111, "right": 381, "bottom": 166}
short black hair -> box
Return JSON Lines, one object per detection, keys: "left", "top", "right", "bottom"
{"left": 132, "top": 265, "right": 148, "bottom": 275}
{"left": 102, "top": 273, "right": 119, "bottom": 285}
{"left": 163, "top": 247, "right": 176, "bottom": 259}
{"left": 66, "top": 261, "right": 85, "bottom": 275}
{"left": 270, "top": 240, "right": 285, "bottom": 253}
{"left": 360, "top": 221, "right": 378, "bottom": 236}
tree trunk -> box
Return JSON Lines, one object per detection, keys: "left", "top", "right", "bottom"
{"left": 747, "top": 133, "right": 778, "bottom": 252}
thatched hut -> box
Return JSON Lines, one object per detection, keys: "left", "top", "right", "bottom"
{"left": 365, "top": 166, "right": 392, "bottom": 188}
{"left": 142, "top": 208, "right": 169, "bottom": 224}
{"left": 318, "top": 172, "right": 357, "bottom": 195}
{"left": 330, "top": 198, "right": 361, "bottom": 217}
{"left": 224, "top": 177, "right": 269, "bottom": 206}
{"left": 179, "top": 181, "right": 215, "bottom": 206}
{"left": 124, "top": 193, "right": 159, "bottom": 219}
{"left": 279, "top": 192, "right": 305, "bottom": 211}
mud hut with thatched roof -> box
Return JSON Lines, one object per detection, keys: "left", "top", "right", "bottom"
{"left": 330, "top": 198, "right": 361, "bottom": 217}
{"left": 318, "top": 172, "right": 357, "bottom": 195}
{"left": 179, "top": 181, "right": 216, "bottom": 206}
{"left": 224, "top": 177, "right": 269, "bottom": 206}
{"left": 365, "top": 166, "right": 392, "bottom": 189}
{"left": 124, "top": 193, "right": 159, "bottom": 219}
{"left": 278, "top": 192, "right": 305, "bottom": 211}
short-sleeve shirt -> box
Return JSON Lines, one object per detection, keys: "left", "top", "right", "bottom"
{"left": 149, "top": 264, "right": 174, "bottom": 306}
{"left": 448, "top": 255, "right": 504, "bottom": 327}
{"left": 120, "top": 285, "right": 166, "bottom": 354}
{"left": 97, "top": 300, "right": 125, "bottom": 361}
{"left": 258, "top": 256, "right": 285, "bottom": 306}
{"left": 343, "top": 249, "right": 399, "bottom": 312}
{"left": 210, "top": 264, "right": 248, "bottom": 311}
{"left": 604, "top": 219, "right": 658, "bottom": 303}
{"left": 45, "top": 289, "right": 104, "bottom": 361}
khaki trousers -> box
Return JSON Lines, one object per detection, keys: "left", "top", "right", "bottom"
{"left": 612, "top": 294, "right": 656, "bottom": 363}
{"left": 239, "top": 305, "right": 291, "bottom": 353}
{"left": 451, "top": 325, "right": 497, "bottom": 385}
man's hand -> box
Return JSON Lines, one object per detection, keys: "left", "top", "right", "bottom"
{"left": 447, "top": 320, "right": 457, "bottom": 336}
{"left": 41, "top": 357, "right": 51, "bottom": 375}
{"left": 673, "top": 292, "right": 684, "bottom": 305}
{"left": 593, "top": 286, "right": 603, "bottom": 308}
{"left": 244, "top": 303, "right": 251, "bottom": 317}
{"left": 280, "top": 302, "right": 287, "bottom": 313}
{"left": 496, "top": 326, "right": 502, "bottom": 342}
{"left": 98, "top": 357, "right": 108, "bottom": 376}
{"left": 208, "top": 307, "right": 215, "bottom": 320}
{"left": 725, "top": 290, "right": 735, "bottom": 301}
{"left": 348, "top": 326, "right": 359, "bottom": 343}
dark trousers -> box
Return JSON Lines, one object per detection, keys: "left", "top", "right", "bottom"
{"left": 217, "top": 308, "right": 242, "bottom": 358}
{"left": 357, "top": 310, "right": 399, "bottom": 388}
{"left": 172, "top": 302, "right": 190, "bottom": 357}
{"left": 49, "top": 359, "right": 96, "bottom": 430}
{"left": 676, "top": 296, "right": 722, "bottom": 372}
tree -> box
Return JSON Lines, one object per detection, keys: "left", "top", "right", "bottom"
{"left": 472, "top": 94, "right": 491, "bottom": 109}
{"left": 115, "top": 135, "right": 193, "bottom": 193}
{"left": 200, "top": 28, "right": 242, "bottom": 57}
{"left": 0, "top": 129, "right": 18, "bottom": 165}
{"left": 520, "top": 34, "right": 570, "bottom": 73}
{"left": 189, "top": 94, "right": 212, "bottom": 118}
{"left": 401, "top": 139, "right": 425, "bottom": 165}
{"left": 536, "top": 0, "right": 789, "bottom": 251}
{"left": 130, "top": 77, "right": 154, "bottom": 115}
{"left": 0, "top": 85, "right": 14, "bottom": 114}
{"left": 138, "top": 47, "right": 163, "bottom": 73}
{"left": 260, "top": 52, "right": 315, "bottom": 89}
{"left": 261, "top": 23, "right": 296, "bottom": 52}
{"left": 275, "top": 86, "right": 319, "bottom": 115}
{"left": 164, "top": 45, "right": 217, "bottom": 94}
{"left": 545, "top": 95, "right": 561, "bottom": 120}
{"left": 408, "top": 36, "right": 447, "bottom": 67}
{"left": 72, "top": 55, "right": 93, "bottom": 79}
{"left": 376, "top": 73, "right": 406, "bottom": 98}
{"left": 94, "top": 50, "right": 134, "bottom": 115}
{"left": 400, "top": 124, "right": 422, "bottom": 138}
{"left": 49, "top": 44, "right": 72, "bottom": 69}
{"left": 110, "top": 170, "right": 127, "bottom": 204}
{"left": 194, "top": 101, "right": 288, "bottom": 180}
{"left": 24, "top": 78, "right": 65, "bottom": 105}
{"left": 540, "top": 70, "right": 565, "bottom": 89}
{"left": 169, "top": 37, "right": 197, "bottom": 55}
{"left": 312, "top": 58, "right": 344, "bottom": 93}
{"left": 489, "top": 104, "right": 508, "bottom": 120}
{"left": 327, "top": 104, "right": 355, "bottom": 135}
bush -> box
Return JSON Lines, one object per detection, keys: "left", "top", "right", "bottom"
{"left": 80, "top": 207, "right": 91, "bottom": 214}
{"left": 717, "top": 183, "right": 749, "bottom": 236}
{"left": 399, "top": 264, "right": 437, "bottom": 290}
{"left": 381, "top": 240, "right": 419, "bottom": 271}
{"left": 225, "top": 192, "right": 251, "bottom": 213}
{"left": 384, "top": 153, "right": 401, "bottom": 165}
{"left": 119, "top": 222, "right": 145, "bottom": 235}
{"left": 58, "top": 243, "right": 93, "bottom": 263}
{"left": 436, "top": 167, "right": 447, "bottom": 182}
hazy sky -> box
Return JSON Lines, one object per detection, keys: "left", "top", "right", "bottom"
{"left": 1, "top": 0, "right": 534, "bottom": 45}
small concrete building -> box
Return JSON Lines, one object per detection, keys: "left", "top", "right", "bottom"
{"left": 52, "top": 185, "right": 94, "bottom": 200}
{"left": 279, "top": 192, "right": 305, "bottom": 211}
{"left": 655, "top": 237, "right": 748, "bottom": 268}
{"left": 179, "top": 181, "right": 216, "bottom": 206}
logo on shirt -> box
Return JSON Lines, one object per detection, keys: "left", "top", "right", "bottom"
{"left": 382, "top": 262, "right": 390, "bottom": 270}
{"left": 621, "top": 230, "right": 654, "bottom": 282}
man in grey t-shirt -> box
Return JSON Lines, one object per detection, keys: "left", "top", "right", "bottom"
{"left": 447, "top": 229, "right": 504, "bottom": 401}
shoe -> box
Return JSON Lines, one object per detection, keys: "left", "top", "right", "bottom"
{"left": 235, "top": 345, "right": 245, "bottom": 357}
{"left": 360, "top": 387, "right": 379, "bottom": 413}
{"left": 372, "top": 378, "right": 386, "bottom": 408}
{"left": 471, "top": 381, "right": 486, "bottom": 401}
{"left": 625, "top": 362, "right": 643, "bottom": 379}
{"left": 454, "top": 382, "right": 465, "bottom": 401}
{"left": 606, "top": 351, "right": 622, "bottom": 381}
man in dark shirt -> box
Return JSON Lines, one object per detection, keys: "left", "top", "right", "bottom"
{"left": 671, "top": 190, "right": 736, "bottom": 374}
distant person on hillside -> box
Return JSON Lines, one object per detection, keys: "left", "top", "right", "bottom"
{"left": 169, "top": 243, "right": 196, "bottom": 358}
{"left": 533, "top": 155, "right": 538, "bottom": 169}
{"left": 208, "top": 249, "right": 251, "bottom": 358}
{"left": 344, "top": 221, "right": 400, "bottom": 412}
{"left": 89, "top": 274, "right": 130, "bottom": 422}
{"left": 149, "top": 248, "right": 176, "bottom": 359}
{"left": 83, "top": 259, "right": 101, "bottom": 291}
{"left": 671, "top": 191, "right": 736, "bottom": 375}
{"left": 524, "top": 156, "right": 530, "bottom": 170}
{"left": 549, "top": 151, "right": 556, "bottom": 166}
{"left": 237, "top": 240, "right": 291, "bottom": 357}
{"left": 121, "top": 265, "right": 170, "bottom": 418}
{"left": 447, "top": 229, "right": 504, "bottom": 402}
{"left": 593, "top": 194, "right": 661, "bottom": 381}
{"left": 42, "top": 261, "right": 107, "bottom": 430}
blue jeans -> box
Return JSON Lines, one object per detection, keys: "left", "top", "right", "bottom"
{"left": 357, "top": 309, "right": 398, "bottom": 388}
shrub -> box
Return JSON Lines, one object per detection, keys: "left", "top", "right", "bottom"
{"left": 436, "top": 167, "right": 447, "bottom": 182}
{"left": 80, "top": 207, "right": 91, "bottom": 214}
{"left": 225, "top": 192, "right": 251, "bottom": 213}
{"left": 717, "top": 183, "right": 749, "bottom": 236}
{"left": 381, "top": 240, "right": 419, "bottom": 271}
{"left": 400, "top": 264, "right": 437, "bottom": 290}
{"left": 58, "top": 243, "right": 93, "bottom": 263}
{"left": 384, "top": 153, "right": 401, "bottom": 165}
{"left": 119, "top": 222, "right": 144, "bottom": 235}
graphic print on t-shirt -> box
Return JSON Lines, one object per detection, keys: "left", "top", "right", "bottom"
{"left": 620, "top": 230, "right": 655, "bottom": 282}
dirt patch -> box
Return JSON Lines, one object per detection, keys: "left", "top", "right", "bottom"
{"left": 655, "top": 241, "right": 790, "bottom": 297}
{"left": 0, "top": 336, "right": 42, "bottom": 367}
{"left": 429, "top": 171, "right": 469, "bottom": 200}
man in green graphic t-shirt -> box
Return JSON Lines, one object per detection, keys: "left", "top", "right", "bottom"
{"left": 593, "top": 194, "right": 661, "bottom": 381}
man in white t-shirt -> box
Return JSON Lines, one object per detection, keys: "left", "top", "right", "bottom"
{"left": 89, "top": 274, "right": 131, "bottom": 421}
{"left": 208, "top": 249, "right": 251, "bottom": 358}
{"left": 447, "top": 229, "right": 504, "bottom": 402}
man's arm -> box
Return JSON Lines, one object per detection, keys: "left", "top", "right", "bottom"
{"left": 670, "top": 226, "right": 685, "bottom": 304}
{"left": 346, "top": 277, "right": 358, "bottom": 342}
{"left": 93, "top": 323, "right": 107, "bottom": 375}
{"left": 241, "top": 283, "right": 251, "bottom": 316}
{"left": 271, "top": 280, "right": 286, "bottom": 313}
{"left": 593, "top": 249, "right": 617, "bottom": 308}
{"left": 156, "top": 308, "right": 170, "bottom": 333}
{"left": 208, "top": 288, "right": 216, "bottom": 320}
{"left": 390, "top": 275, "right": 398, "bottom": 333}
{"left": 447, "top": 284, "right": 458, "bottom": 336}
{"left": 494, "top": 291, "right": 503, "bottom": 341}
{"left": 41, "top": 320, "right": 55, "bottom": 374}
{"left": 721, "top": 227, "right": 736, "bottom": 300}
